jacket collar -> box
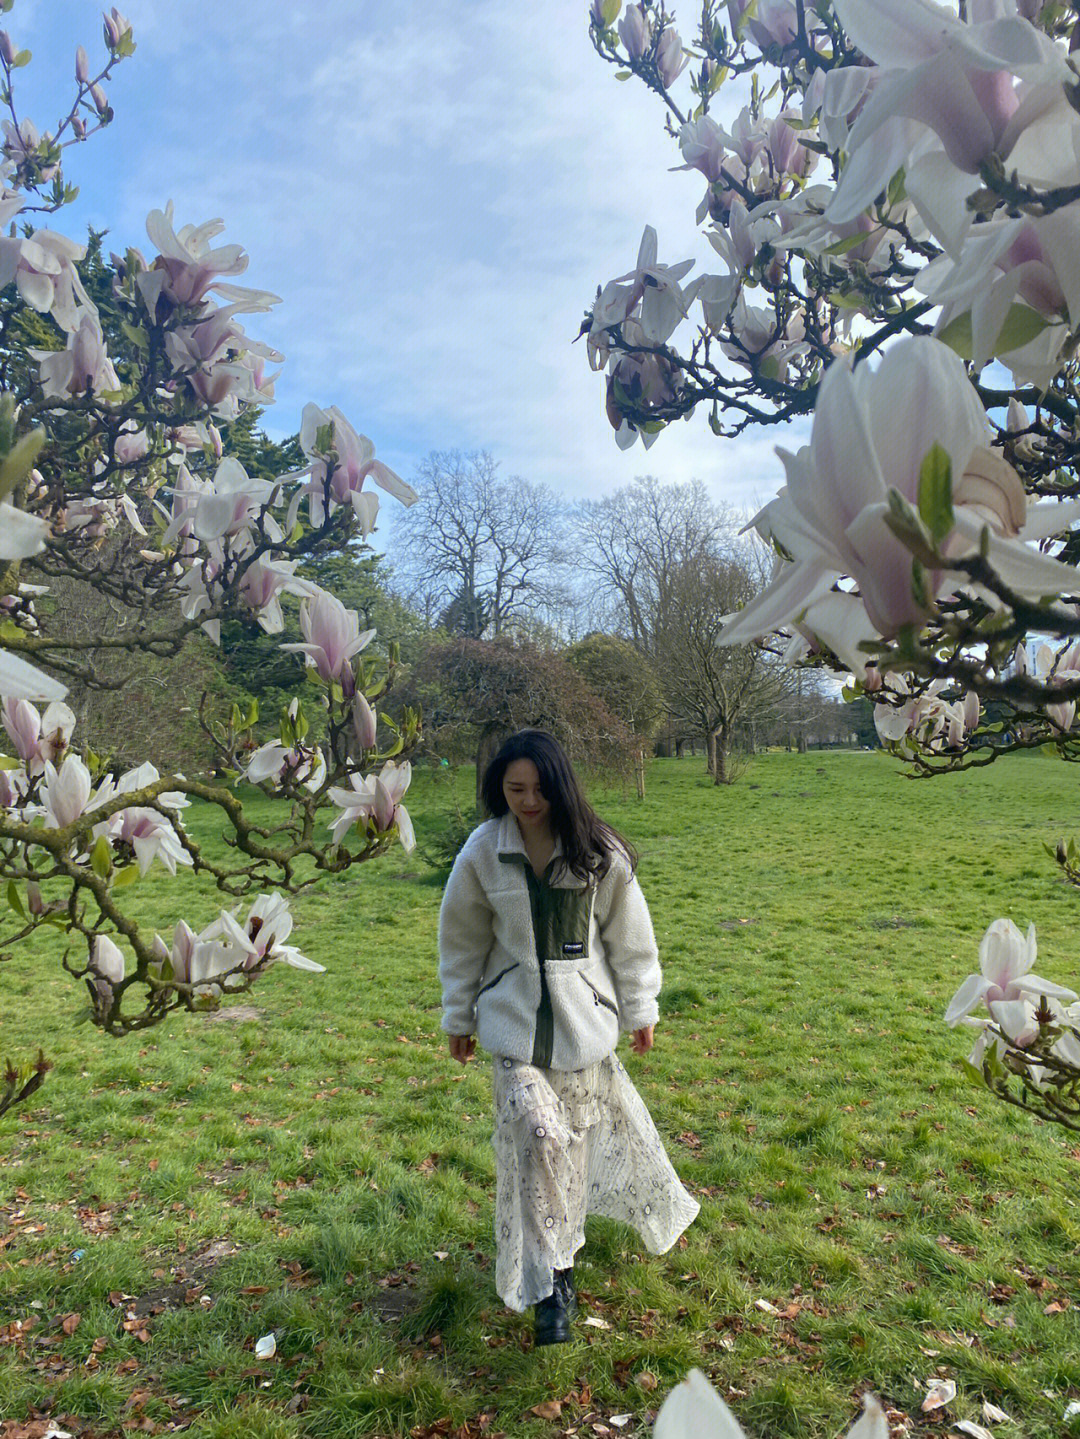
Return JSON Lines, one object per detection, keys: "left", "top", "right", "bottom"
{"left": 496, "top": 812, "right": 564, "bottom": 863}
{"left": 496, "top": 814, "right": 588, "bottom": 887}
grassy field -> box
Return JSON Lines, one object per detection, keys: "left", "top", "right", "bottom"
{"left": 2, "top": 750, "right": 1080, "bottom": 1439}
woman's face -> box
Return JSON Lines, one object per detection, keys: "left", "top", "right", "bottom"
{"left": 502, "top": 758, "right": 551, "bottom": 832}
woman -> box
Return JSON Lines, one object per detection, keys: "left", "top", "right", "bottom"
{"left": 438, "top": 730, "right": 699, "bottom": 1345}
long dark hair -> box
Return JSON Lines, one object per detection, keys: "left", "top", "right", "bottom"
{"left": 480, "top": 730, "right": 637, "bottom": 883}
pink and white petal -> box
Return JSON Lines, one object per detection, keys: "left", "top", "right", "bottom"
{"left": 1012, "top": 975, "right": 1080, "bottom": 1004}
{"left": 0, "top": 650, "right": 67, "bottom": 702}
{"left": 654, "top": 1368, "right": 746, "bottom": 1439}
{"left": 826, "top": 115, "right": 921, "bottom": 226}
{"left": 945, "top": 973, "right": 995, "bottom": 1025}
{"left": 988, "top": 997, "right": 1038, "bottom": 1046}
{"left": 845, "top": 505, "right": 935, "bottom": 634}
{"left": 0, "top": 502, "right": 50, "bottom": 560}
{"left": 951, "top": 511, "right": 1080, "bottom": 598}
{"left": 275, "top": 946, "right": 326, "bottom": 973}
{"left": 798, "top": 590, "right": 883, "bottom": 676}
{"left": 845, "top": 1392, "right": 890, "bottom": 1439}
{"left": 1017, "top": 498, "right": 1080, "bottom": 542}
{"left": 905, "top": 151, "right": 981, "bottom": 258}
{"left": 719, "top": 559, "right": 837, "bottom": 646}
{"left": 395, "top": 805, "right": 416, "bottom": 854}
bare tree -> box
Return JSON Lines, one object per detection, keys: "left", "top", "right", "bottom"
{"left": 391, "top": 450, "right": 569, "bottom": 638}
{"left": 656, "top": 551, "right": 786, "bottom": 784}
{"left": 576, "top": 477, "right": 732, "bottom": 654}
{"left": 576, "top": 477, "right": 782, "bottom": 778}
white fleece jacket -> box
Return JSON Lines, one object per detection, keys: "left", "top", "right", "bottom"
{"left": 438, "top": 815, "right": 662, "bottom": 1070}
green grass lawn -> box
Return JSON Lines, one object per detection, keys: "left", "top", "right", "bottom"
{"left": 2, "top": 751, "right": 1080, "bottom": 1439}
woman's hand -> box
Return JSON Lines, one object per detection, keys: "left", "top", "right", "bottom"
{"left": 448, "top": 1033, "right": 477, "bottom": 1064}
{"left": 630, "top": 1025, "right": 655, "bottom": 1055}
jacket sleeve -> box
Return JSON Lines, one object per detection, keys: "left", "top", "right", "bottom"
{"left": 438, "top": 847, "right": 495, "bottom": 1037}
{"left": 598, "top": 860, "right": 662, "bottom": 1032}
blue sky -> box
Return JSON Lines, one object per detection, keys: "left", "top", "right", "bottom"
{"left": 12, "top": 0, "right": 803, "bottom": 525}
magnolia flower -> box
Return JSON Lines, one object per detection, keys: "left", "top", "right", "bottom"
{"left": 297, "top": 402, "right": 417, "bottom": 532}
{"left": 801, "top": 64, "right": 875, "bottom": 151}
{"left": 40, "top": 753, "right": 92, "bottom": 828}
{"left": 766, "top": 112, "right": 814, "bottom": 179}
{"left": 143, "top": 202, "right": 280, "bottom": 314}
{"left": 826, "top": 0, "right": 1069, "bottom": 252}
{"left": 34, "top": 313, "right": 120, "bottom": 399}
{"left": 352, "top": 692, "right": 378, "bottom": 752}
{"left": 153, "top": 920, "right": 197, "bottom": 985}
{"left": 238, "top": 557, "right": 315, "bottom": 633}
{"left": 654, "top": 1368, "right": 887, "bottom": 1439}
{"left": 945, "top": 919, "right": 1078, "bottom": 1028}
{"left": 89, "top": 933, "right": 125, "bottom": 1011}
{"left": 1033, "top": 641, "right": 1080, "bottom": 733}
{"left": 1, "top": 119, "right": 58, "bottom": 183}
{"left": 727, "top": 0, "right": 801, "bottom": 51}
{"left": 210, "top": 891, "right": 324, "bottom": 975}
{"left": 113, "top": 425, "right": 150, "bottom": 465}
{"left": 720, "top": 336, "right": 1080, "bottom": 648}
{"left": 1, "top": 698, "right": 75, "bottom": 775}
{"left": 871, "top": 674, "right": 978, "bottom": 751}
{"left": 605, "top": 326, "right": 683, "bottom": 451}
{"left": 707, "top": 198, "right": 781, "bottom": 282}
{"left": 721, "top": 295, "right": 809, "bottom": 381}
{"left": 95, "top": 806, "right": 192, "bottom": 877}
{"left": 656, "top": 28, "right": 688, "bottom": 87}
{"left": 103, "top": 8, "right": 132, "bottom": 47}
{"left": 0, "top": 767, "right": 24, "bottom": 807}
{"left": 246, "top": 740, "right": 326, "bottom": 792}
{"left": 607, "top": 226, "right": 696, "bottom": 346}
{"left": 327, "top": 759, "right": 415, "bottom": 852}
{"left": 191, "top": 457, "right": 279, "bottom": 543}
{"left": 618, "top": 3, "right": 651, "bottom": 59}
{"left": 0, "top": 228, "right": 94, "bottom": 332}
{"left": 281, "top": 589, "right": 375, "bottom": 683}
{"left": 166, "top": 304, "right": 279, "bottom": 369}
{"left": 917, "top": 207, "right": 1080, "bottom": 383}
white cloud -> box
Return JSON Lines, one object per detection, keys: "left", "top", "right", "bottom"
{"left": 21, "top": 0, "right": 795, "bottom": 517}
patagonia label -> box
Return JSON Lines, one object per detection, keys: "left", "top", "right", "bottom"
{"left": 562, "top": 942, "right": 585, "bottom": 957}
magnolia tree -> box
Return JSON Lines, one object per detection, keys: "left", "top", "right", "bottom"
{"left": 0, "top": 7, "right": 421, "bottom": 1113}
{"left": 583, "top": 0, "right": 1080, "bottom": 1128}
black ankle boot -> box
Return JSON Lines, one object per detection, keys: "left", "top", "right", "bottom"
{"left": 554, "top": 1267, "right": 578, "bottom": 1319}
{"left": 534, "top": 1286, "right": 571, "bottom": 1346}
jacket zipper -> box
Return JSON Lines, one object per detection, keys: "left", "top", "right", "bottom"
{"left": 477, "top": 962, "right": 519, "bottom": 998}
{"left": 581, "top": 974, "right": 619, "bottom": 1017}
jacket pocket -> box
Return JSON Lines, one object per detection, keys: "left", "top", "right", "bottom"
{"left": 477, "top": 962, "right": 519, "bottom": 999}
{"left": 580, "top": 973, "right": 619, "bottom": 1017}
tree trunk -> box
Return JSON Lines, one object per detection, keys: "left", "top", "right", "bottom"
{"left": 713, "top": 726, "right": 729, "bottom": 785}
{"left": 797, "top": 732, "right": 808, "bottom": 754}
{"left": 706, "top": 729, "right": 717, "bottom": 778}
{"left": 475, "top": 726, "right": 508, "bottom": 809}
{"left": 635, "top": 748, "right": 645, "bottom": 800}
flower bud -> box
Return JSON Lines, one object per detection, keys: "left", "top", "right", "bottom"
{"left": 75, "top": 45, "right": 89, "bottom": 82}
{"left": 26, "top": 880, "right": 43, "bottom": 915}
{"left": 0, "top": 31, "right": 14, "bottom": 65}
{"left": 352, "top": 693, "right": 378, "bottom": 752}
{"left": 862, "top": 665, "right": 883, "bottom": 693}
{"left": 72, "top": 116, "right": 86, "bottom": 139}
{"left": 90, "top": 82, "right": 109, "bottom": 116}
{"left": 103, "top": 14, "right": 120, "bottom": 47}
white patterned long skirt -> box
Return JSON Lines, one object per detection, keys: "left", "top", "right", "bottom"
{"left": 491, "top": 1051, "right": 701, "bottom": 1313}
